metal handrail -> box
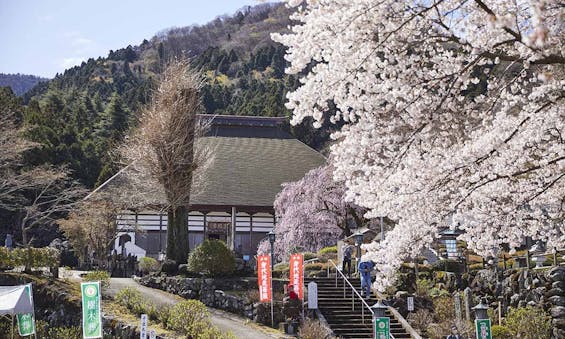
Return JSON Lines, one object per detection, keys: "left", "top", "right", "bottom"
{"left": 328, "top": 259, "right": 374, "bottom": 324}
{"left": 328, "top": 259, "right": 396, "bottom": 339}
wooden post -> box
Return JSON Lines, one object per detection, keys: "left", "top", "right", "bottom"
{"left": 526, "top": 251, "right": 530, "bottom": 270}
{"left": 498, "top": 301, "right": 502, "bottom": 326}
{"left": 502, "top": 254, "right": 506, "bottom": 270}
{"left": 553, "top": 247, "right": 557, "bottom": 266}
{"left": 158, "top": 213, "right": 163, "bottom": 254}
{"left": 230, "top": 207, "right": 236, "bottom": 251}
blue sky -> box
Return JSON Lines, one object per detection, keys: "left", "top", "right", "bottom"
{"left": 0, "top": 0, "right": 260, "bottom": 78}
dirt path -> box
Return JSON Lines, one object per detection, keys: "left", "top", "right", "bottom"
{"left": 106, "top": 278, "right": 287, "bottom": 339}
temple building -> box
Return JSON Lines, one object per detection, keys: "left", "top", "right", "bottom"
{"left": 96, "top": 115, "right": 326, "bottom": 258}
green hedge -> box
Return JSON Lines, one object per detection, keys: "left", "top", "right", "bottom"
{"left": 187, "top": 240, "right": 235, "bottom": 277}
{"left": 0, "top": 247, "right": 60, "bottom": 269}
{"left": 83, "top": 270, "right": 111, "bottom": 288}
{"left": 139, "top": 257, "right": 159, "bottom": 274}
{"left": 318, "top": 246, "right": 337, "bottom": 255}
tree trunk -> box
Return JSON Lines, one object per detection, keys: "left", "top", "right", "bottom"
{"left": 167, "top": 206, "right": 189, "bottom": 264}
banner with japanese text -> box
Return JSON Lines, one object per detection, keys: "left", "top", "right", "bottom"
{"left": 257, "top": 255, "right": 272, "bottom": 302}
{"left": 17, "top": 284, "right": 35, "bottom": 336}
{"left": 289, "top": 253, "right": 304, "bottom": 299}
{"left": 81, "top": 281, "right": 102, "bottom": 338}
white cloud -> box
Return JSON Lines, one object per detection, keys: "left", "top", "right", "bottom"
{"left": 63, "top": 31, "right": 96, "bottom": 54}
{"left": 60, "top": 57, "right": 86, "bottom": 70}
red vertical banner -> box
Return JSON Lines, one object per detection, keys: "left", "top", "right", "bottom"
{"left": 257, "top": 255, "right": 272, "bottom": 302}
{"left": 289, "top": 253, "right": 304, "bottom": 300}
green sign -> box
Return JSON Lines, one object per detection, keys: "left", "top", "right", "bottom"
{"left": 374, "top": 317, "right": 390, "bottom": 339}
{"left": 81, "top": 281, "right": 102, "bottom": 338}
{"left": 17, "top": 284, "right": 35, "bottom": 336}
{"left": 475, "top": 319, "right": 492, "bottom": 339}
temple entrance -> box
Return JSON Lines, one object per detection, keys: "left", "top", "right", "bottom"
{"left": 206, "top": 222, "right": 229, "bottom": 243}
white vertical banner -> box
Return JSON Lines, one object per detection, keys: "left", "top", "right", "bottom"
{"left": 149, "top": 329, "right": 156, "bottom": 339}
{"left": 140, "top": 314, "right": 148, "bottom": 339}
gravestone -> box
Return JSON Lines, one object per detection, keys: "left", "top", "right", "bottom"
{"left": 308, "top": 281, "right": 318, "bottom": 309}
{"left": 454, "top": 291, "right": 462, "bottom": 321}
{"left": 464, "top": 287, "right": 472, "bottom": 321}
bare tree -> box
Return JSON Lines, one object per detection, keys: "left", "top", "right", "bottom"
{"left": 17, "top": 166, "right": 86, "bottom": 246}
{"left": 0, "top": 110, "right": 36, "bottom": 210}
{"left": 59, "top": 199, "right": 123, "bottom": 267}
{"left": 121, "top": 60, "right": 207, "bottom": 264}
{"left": 1, "top": 106, "right": 86, "bottom": 246}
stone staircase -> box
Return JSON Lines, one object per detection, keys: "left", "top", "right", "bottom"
{"left": 306, "top": 277, "right": 413, "bottom": 339}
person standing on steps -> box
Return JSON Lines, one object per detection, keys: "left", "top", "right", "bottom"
{"left": 358, "top": 260, "right": 375, "bottom": 299}
{"left": 341, "top": 244, "right": 353, "bottom": 278}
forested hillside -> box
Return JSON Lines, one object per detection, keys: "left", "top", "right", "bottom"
{"left": 0, "top": 73, "right": 48, "bottom": 96}
{"left": 5, "top": 3, "right": 333, "bottom": 190}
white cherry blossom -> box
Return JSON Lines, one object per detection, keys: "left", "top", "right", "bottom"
{"left": 275, "top": 0, "right": 564, "bottom": 289}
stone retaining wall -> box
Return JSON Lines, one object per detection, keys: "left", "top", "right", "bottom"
{"left": 139, "top": 274, "right": 287, "bottom": 321}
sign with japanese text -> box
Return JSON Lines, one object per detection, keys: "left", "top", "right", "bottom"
{"left": 407, "top": 296, "right": 414, "bottom": 312}
{"left": 475, "top": 319, "right": 492, "bottom": 339}
{"left": 81, "top": 281, "right": 102, "bottom": 338}
{"left": 149, "top": 329, "right": 156, "bottom": 339}
{"left": 374, "top": 317, "right": 390, "bottom": 339}
{"left": 289, "top": 253, "right": 304, "bottom": 299}
{"left": 307, "top": 281, "right": 318, "bottom": 309}
{"left": 17, "top": 284, "right": 35, "bottom": 336}
{"left": 140, "top": 314, "right": 148, "bottom": 339}
{"left": 257, "top": 255, "right": 272, "bottom": 302}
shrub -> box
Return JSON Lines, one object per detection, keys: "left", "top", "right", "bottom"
{"left": 427, "top": 319, "right": 474, "bottom": 339}
{"left": 429, "top": 287, "right": 450, "bottom": 298}
{"left": 274, "top": 263, "right": 289, "bottom": 271}
{"left": 491, "top": 325, "right": 512, "bottom": 339}
{"left": 433, "top": 296, "right": 455, "bottom": 322}
{"left": 304, "top": 263, "right": 323, "bottom": 271}
{"left": 139, "top": 257, "right": 159, "bottom": 274}
{"left": 407, "top": 309, "right": 433, "bottom": 334}
{"left": 469, "top": 263, "right": 484, "bottom": 271}
{"left": 273, "top": 263, "right": 290, "bottom": 278}
{"left": 318, "top": 245, "right": 337, "bottom": 255}
{"left": 415, "top": 278, "right": 433, "bottom": 297}
{"left": 187, "top": 240, "right": 236, "bottom": 277}
{"left": 302, "top": 252, "right": 317, "bottom": 261}
{"left": 115, "top": 287, "right": 147, "bottom": 316}
{"left": 504, "top": 306, "right": 551, "bottom": 339}
{"left": 298, "top": 319, "right": 332, "bottom": 339}
{"left": 158, "top": 306, "right": 172, "bottom": 327}
{"left": 166, "top": 300, "right": 211, "bottom": 334}
{"left": 0, "top": 247, "right": 60, "bottom": 269}
{"left": 47, "top": 326, "right": 82, "bottom": 338}
{"left": 83, "top": 270, "right": 110, "bottom": 288}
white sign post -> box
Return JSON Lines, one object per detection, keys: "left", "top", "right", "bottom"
{"left": 149, "top": 329, "right": 156, "bottom": 339}
{"left": 407, "top": 296, "right": 414, "bottom": 312}
{"left": 307, "top": 281, "right": 318, "bottom": 309}
{"left": 140, "top": 314, "right": 148, "bottom": 339}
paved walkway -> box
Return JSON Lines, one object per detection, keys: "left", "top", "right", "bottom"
{"left": 106, "top": 278, "right": 288, "bottom": 339}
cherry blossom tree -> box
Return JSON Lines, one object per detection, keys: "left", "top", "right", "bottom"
{"left": 258, "top": 164, "right": 365, "bottom": 260}
{"left": 275, "top": 0, "right": 564, "bottom": 288}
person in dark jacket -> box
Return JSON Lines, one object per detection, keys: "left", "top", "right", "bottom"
{"left": 358, "top": 260, "right": 375, "bottom": 299}
{"left": 342, "top": 244, "right": 353, "bottom": 277}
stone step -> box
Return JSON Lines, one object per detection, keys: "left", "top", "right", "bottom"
{"left": 307, "top": 277, "right": 413, "bottom": 339}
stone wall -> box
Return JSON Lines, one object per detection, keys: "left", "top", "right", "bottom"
{"left": 548, "top": 266, "right": 565, "bottom": 338}
{"left": 139, "top": 274, "right": 288, "bottom": 321}
{"left": 466, "top": 266, "right": 564, "bottom": 338}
